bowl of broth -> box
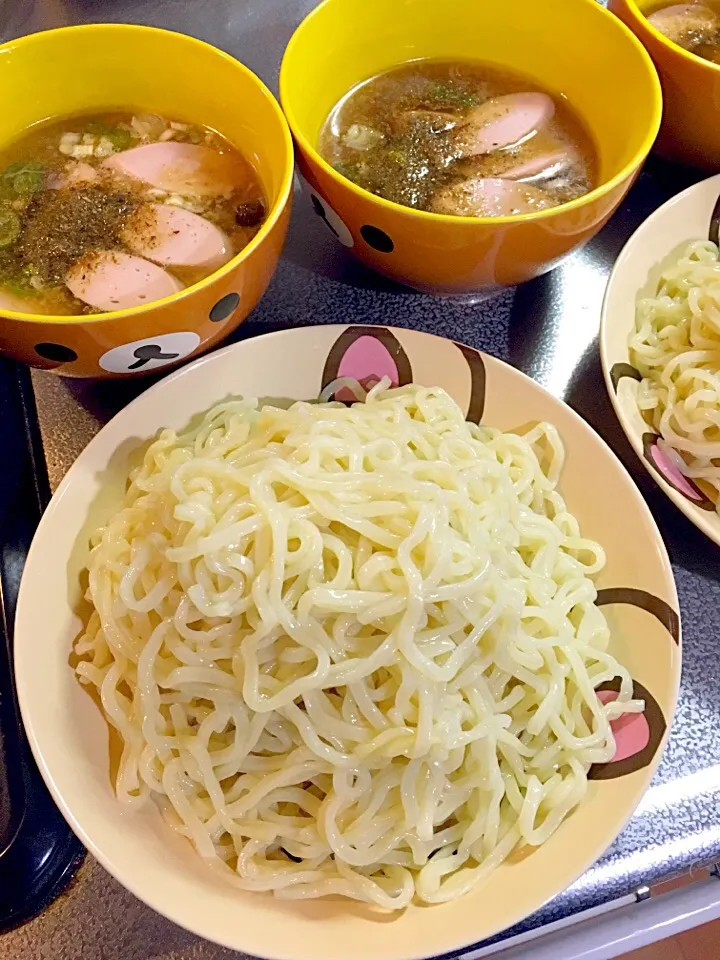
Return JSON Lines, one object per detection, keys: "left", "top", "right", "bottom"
{"left": 0, "top": 24, "right": 293, "bottom": 377}
{"left": 280, "top": 0, "right": 661, "bottom": 297}
{"left": 610, "top": 0, "right": 720, "bottom": 169}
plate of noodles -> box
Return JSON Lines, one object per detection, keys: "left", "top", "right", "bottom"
{"left": 15, "top": 325, "right": 679, "bottom": 960}
{"left": 601, "top": 173, "right": 720, "bottom": 545}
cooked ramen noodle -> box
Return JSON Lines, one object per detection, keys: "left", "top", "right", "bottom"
{"left": 630, "top": 238, "right": 720, "bottom": 504}
{"left": 75, "top": 382, "right": 640, "bottom": 909}
{"left": 0, "top": 110, "right": 266, "bottom": 316}
{"left": 319, "top": 60, "right": 598, "bottom": 218}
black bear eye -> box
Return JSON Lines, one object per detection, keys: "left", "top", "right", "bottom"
{"left": 34, "top": 343, "right": 78, "bottom": 364}
{"left": 360, "top": 225, "right": 394, "bottom": 253}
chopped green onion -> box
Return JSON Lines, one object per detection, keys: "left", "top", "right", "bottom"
{"left": 13, "top": 168, "right": 44, "bottom": 195}
{"left": 1, "top": 160, "right": 45, "bottom": 196}
{"left": 103, "top": 127, "right": 132, "bottom": 151}
{"left": 0, "top": 209, "right": 21, "bottom": 247}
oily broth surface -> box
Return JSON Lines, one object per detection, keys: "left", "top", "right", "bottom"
{"left": 0, "top": 110, "right": 266, "bottom": 315}
{"left": 319, "top": 60, "right": 599, "bottom": 215}
{"left": 646, "top": 0, "right": 720, "bottom": 63}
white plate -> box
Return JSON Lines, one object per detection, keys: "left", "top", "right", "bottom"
{"left": 601, "top": 172, "right": 720, "bottom": 545}
{"left": 15, "top": 326, "right": 680, "bottom": 960}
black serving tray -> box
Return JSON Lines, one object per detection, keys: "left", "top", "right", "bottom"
{"left": 0, "top": 358, "right": 84, "bottom": 930}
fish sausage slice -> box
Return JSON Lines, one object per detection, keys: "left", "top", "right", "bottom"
{"left": 48, "top": 162, "right": 99, "bottom": 190}
{"left": 104, "top": 142, "right": 245, "bottom": 197}
{"left": 499, "top": 149, "right": 572, "bottom": 181}
{"left": 454, "top": 93, "right": 555, "bottom": 158}
{"left": 431, "top": 177, "right": 556, "bottom": 217}
{"left": 647, "top": 3, "right": 720, "bottom": 43}
{"left": 66, "top": 250, "right": 184, "bottom": 311}
{"left": 122, "top": 204, "right": 233, "bottom": 271}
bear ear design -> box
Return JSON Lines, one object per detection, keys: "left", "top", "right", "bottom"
{"left": 709, "top": 189, "right": 720, "bottom": 246}
{"left": 588, "top": 678, "right": 666, "bottom": 781}
{"left": 609, "top": 362, "right": 641, "bottom": 393}
{"left": 321, "top": 327, "right": 487, "bottom": 423}
{"left": 454, "top": 342, "right": 486, "bottom": 424}
{"left": 608, "top": 360, "right": 715, "bottom": 510}
{"left": 595, "top": 588, "right": 680, "bottom": 646}
{"left": 587, "top": 587, "right": 678, "bottom": 781}
{"left": 321, "top": 327, "right": 413, "bottom": 401}
{"left": 642, "top": 434, "right": 716, "bottom": 511}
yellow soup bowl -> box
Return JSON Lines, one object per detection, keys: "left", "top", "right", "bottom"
{"left": 0, "top": 24, "right": 293, "bottom": 378}
{"left": 280, "top": 0, "right": 661, "bottom": 297}
{"left": 609, "top": 0, "right": 720, "bottom": 169}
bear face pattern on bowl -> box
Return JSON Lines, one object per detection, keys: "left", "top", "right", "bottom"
{"left": 601, "top": 172, "right": 720, "bottom": 546}
{"left": 0, "top": 24, "right": 294, "bottom": 378}
{"left": 15, "top": 325, "right": 679, "bottom": 960}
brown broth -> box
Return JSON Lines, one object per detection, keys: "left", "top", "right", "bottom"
{"left": 646, "top": 1, "right": 720, "bottom": 63}
{"left": 319, "top": 60, "right": 599, "bottom": 217}
{"left": 0, "top": 110, "right": 267, "bottom": 315}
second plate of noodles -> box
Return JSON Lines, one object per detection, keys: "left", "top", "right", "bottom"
{"left": 602, "top": 172, "right": 720, "bottom": 545}
{"left": 16, "top": 326, "right": 679, "bottom": 960}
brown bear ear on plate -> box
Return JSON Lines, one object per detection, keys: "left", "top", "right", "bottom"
{"left": 588, "top": 677, "right": 666, "bottom": 781}
{"left": 321, "top": 326, "right": 413, "bottom": 401}
{"left": 453, "top": 342, "right": 486, "bottom": 424}
{"left": 609, "top": 362, "right": 641, "bottom": 393}
{"left": 709, "top": 191, "right": 720, "bottom": 245}
{"left": 587, "top": 586, "right": 678, "bottom": 781}
{"left": 595, "top": 587, "right": 680, "bottom": 646}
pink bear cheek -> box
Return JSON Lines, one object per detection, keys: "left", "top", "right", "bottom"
{"left": 597, "top": 690, "right": 651, "bottom": 763}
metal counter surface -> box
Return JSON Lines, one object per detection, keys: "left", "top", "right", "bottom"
{"left": 2, "top": 1, "right": 720, "bottom": 958}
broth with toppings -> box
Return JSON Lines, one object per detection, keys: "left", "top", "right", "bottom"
{"left": 319, "top": 60, "right": 598, "bottom": 219}
{"left": 646, "top": 1, "right": 720, "bottom": 63}
{"left": 0, "top": 111, "right": 267, "bottom": 316}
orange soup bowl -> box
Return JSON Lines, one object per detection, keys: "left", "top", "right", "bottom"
{"left": 609, "top": 0, "right": 720, "bottom": 169}
{"left": 0, "top": 24, "right": 293, "bottom": 378}
{"left": 279, "top": 0, "right": 661, "bottom": 297}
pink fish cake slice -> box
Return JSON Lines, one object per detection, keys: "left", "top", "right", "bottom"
{"left": 122, "top": 204, "right": 233, "bottom": 272}
{"left": 454, "top": 93, "right": 555, "bottom": 158}
{"left": 431, "top": 176, "right": 556, "bottom": 217}
{"left": 104, "top": 142, "right": 246, "bottom": 197}
{"left": 66, "top": 250, "right": 184, "bottom": 311}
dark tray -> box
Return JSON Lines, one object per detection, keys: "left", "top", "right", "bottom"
{"left": 0, "top": 359, "right": 84, "bottom": 930}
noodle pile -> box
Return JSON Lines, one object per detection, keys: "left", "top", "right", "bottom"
{"left": 630, "top": 239, "right": 720, "bottom": 501}
{"left": 75, "top": 383, "right": 639, "bottom": 909}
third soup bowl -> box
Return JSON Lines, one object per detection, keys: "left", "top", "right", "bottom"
{"left": 609, "top": 0, "right": 720, "bottom": 169}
